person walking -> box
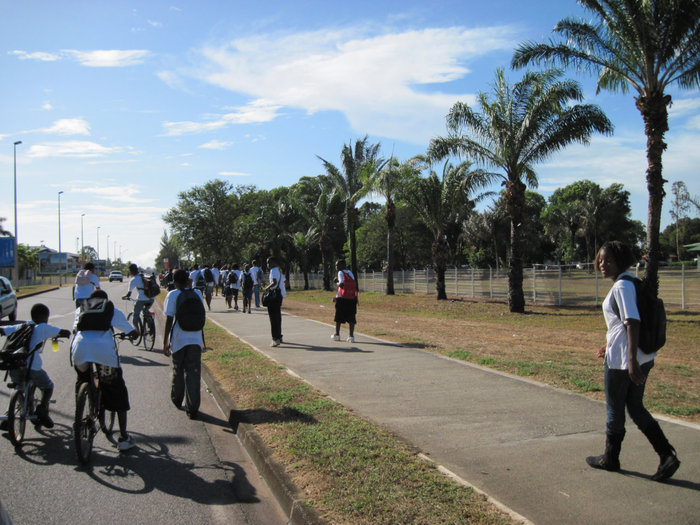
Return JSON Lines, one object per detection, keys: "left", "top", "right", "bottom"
{"left": 250, "top": 260, "right": 263, "bottom": 308}
{"left": 73, "top": 262, "right": 101, "bottom": 308}
{"left": 242, "top": 264, "right": 254, "bottom": 314}
{"left": 163, "top": 269, "right": 206, "bottom": 419}
{"left": 586, "top": 240, "right": 680, "bottom": 481}
{"left": 331, "top": 259, "right": 358, "bottom": 343}
{"left": 264, "top": 256, "right": 285, "bottom": 347}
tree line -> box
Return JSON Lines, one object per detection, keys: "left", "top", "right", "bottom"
{"left": 160, "top": 1, "right": 700, "bottom": 312}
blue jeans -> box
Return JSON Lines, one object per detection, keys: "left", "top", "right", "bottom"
{"left": 605, "top": 360, "right": 655, "bottom": 436}
{"left": 253, "top": 284, "right": 261, "bottom": 307}
{"left": 133, "top": 299, "right": 154, "bottom": 333}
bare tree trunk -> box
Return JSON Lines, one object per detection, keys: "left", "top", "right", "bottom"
{"left": 385, "top": 200, "right": 395, "bottom": 295}
{"left": 506, "top": 178, "right": 526, "bottom": 313}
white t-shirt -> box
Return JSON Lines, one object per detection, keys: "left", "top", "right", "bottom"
{"left": 74, "top": 272, "right": 101, "bottom": 300}
{"left": 128, "top": 274, "right": 148, "bottom": 302}
{"left": 268, "top": 267, "right": 286, "bottom": 298}
{"left": 602, "top": 272, "right": 655, "bottom": 370}
{"left": 250, "top": 266, "right": 263, "bottom": 285}
{"left": 3, "top": 322, "right": 61, "bottom": 371}
{"left": 71, "top": 307, "right": 134, "bottom": 368}
{"left": 163, "top": 288, "right": 205, "bottom": 353}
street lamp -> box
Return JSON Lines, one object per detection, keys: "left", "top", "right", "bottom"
{"left": 13, "top": 140, "right": 22, "bottom": 282}
{"left": 106, "top": 234, "right": 110, "bottom": 262}
{"left": 80, "top": 213, "right": 86, "bottom": 261}
{"left": 58, "top": 191, "right": 64, "bottom": 279}
{"left": 96, "top": 226, "right": 101, "bottom": 260}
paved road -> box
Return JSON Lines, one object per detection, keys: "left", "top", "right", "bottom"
{"left": 205, "top": 295, "right": 700, "bottom": 525}
{"left": 0, "top": 283, "right": 286, "bottom": 525}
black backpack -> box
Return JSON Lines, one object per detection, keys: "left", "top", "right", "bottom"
{"left": 141, "top": 273, "right": 161, "bottom": 298}
{"left": 194, "top": 271, "right": 206, "bottom": 290}
{"left": 77, "top": 298, "right": 115, "bottom": 332}
{"left": 612, "top": 275, "right": 666, "bottom": 354}
{"left": 203, "top": 268, "right": 214, "bottom": 283}
{"left": 227, "top": 271, "right": 238, "bottom": 285}
{"left": 175, "top": 289, "right": 206, "bottom": 332}
{"left": 0, "top": 322, "right": 36, "bottom": 370}
{"left": 243, "top": 272, "right": 254, "bottom": 291}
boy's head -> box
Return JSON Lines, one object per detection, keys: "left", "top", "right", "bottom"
{"left": 84, "top": 262, "right": 95, "bottom": 271}
{"left": 129, "top": 263, "right": 139, "bottom": 276}
{"left": 173, "top": 269, "right": 189, "bottom": 289}
{"left": 30, "top": 303, "right": 50, "bottom": 324}
{"left": 90, "top": 289, "right": 109, "bottom": 300}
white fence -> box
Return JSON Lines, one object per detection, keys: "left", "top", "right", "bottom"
{"left": 287, "top": 263, "right": 700, "bottom": 309}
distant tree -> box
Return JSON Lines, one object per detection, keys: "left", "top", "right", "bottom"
{"left": 155, "top": 230, "right": 181, "bottom": 271}
{"left": 319, "top": 136, "right": 385, "bottom": 278}
{"left": 401, "top": 159, "right": 488, "bottom": 300}
{"left": 291, "top": 228, "right": 318, "bottom": 290}
{"left": 512, "top": 0, "right": 700, "bottom": 295}
{"left": 669, "top": 181, "right": 692, "bottom": 258}
{"left": 430, "top": 68, "right": 612, "bottom": 311}
{"left": 367, "top": 157, "right": 421, "bottom": 294}
{"left": 0, "top": 217, "right": 10, "bottom": 236}
{"left": 17, "top": 244, "right": 39, "bottom": 278}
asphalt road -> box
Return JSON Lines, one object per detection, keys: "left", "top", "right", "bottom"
{"left": 0, "top": 282, "right": 286, "bottom": 525}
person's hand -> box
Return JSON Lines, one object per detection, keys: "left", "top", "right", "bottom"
{"left": 58, "top": 329, "right": 72, "bottom": 339}
{"left": 163, "top": 341, "right": 171, "bottom": 357}
{"left": 628, "top": 360, "right": 645, "bottom": 386}
{"left": 597, "top": 345, "right": 606, "bottom": 358}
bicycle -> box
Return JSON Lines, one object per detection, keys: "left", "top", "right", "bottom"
{"left": 1, "top": 336, "right": 67, "bottom": 447}
{"left": 73, "top": 332, "right": 130, "bottom": 465}
{"left": 124, "top": 297, "right": 156, "bottom": 351}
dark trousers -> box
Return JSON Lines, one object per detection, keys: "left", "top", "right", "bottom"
{"left": 171, "top": 345, "right": 202, "bottom": 416}
{"left": 267, "top": 299, "right": 283, "bottom": 340}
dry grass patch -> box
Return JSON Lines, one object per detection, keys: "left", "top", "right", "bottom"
{"left": 283, "top": 290, "right": 699, "bottom": 422}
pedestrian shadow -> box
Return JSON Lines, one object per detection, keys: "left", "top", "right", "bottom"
{"left": 281, "top": 341, "right": 373, "bottom": 353}
{"left": 620, "top": 468, "right": 700, "bottom": 491}
{"left": 229, "top": 407, "right": 316, "bottom": 433}
{"left": 119, "top": 355, "right": 169, "bottom": 367}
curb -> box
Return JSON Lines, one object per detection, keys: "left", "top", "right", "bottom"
{"left": 15, "top": 286, "right": 60, "bottom": 300}
{"left": 201, "top": 365, "right": 326, "bottom": 525}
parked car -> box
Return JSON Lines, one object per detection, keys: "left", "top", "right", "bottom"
{"left": 108, "top": 270, "right": 123, "bottom": 282}
{"left": 0, "top": 276, "right": 18, "bottom": 321}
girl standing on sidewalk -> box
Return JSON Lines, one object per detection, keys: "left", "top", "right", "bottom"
{"left": 586, "top": 240, "right": 680, "bottom": 481}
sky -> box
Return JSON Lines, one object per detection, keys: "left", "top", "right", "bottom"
{"left": 1, "top": 0, "right": 699, "bottom": 269}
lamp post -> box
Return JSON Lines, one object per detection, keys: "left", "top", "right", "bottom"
{"left": 13, "top": 140, "right": 22, "bottom": 283}
{"left": 58, "top": 191, "right": 64, "bottom": 282}
{"left": 80, "top": 213, "right": 86, "bottom": 261}
{"left": 106, "top": 234, "right": 110, "bottom": 262}
{"left": 96, "top": 226, "right": 100, "bottom": 260}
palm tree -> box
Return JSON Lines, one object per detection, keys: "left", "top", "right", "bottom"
{"left": 290, "top": 176, "right": 340, "bottom": 291}
{"left": 367, "top": 157, "right": 421, "bottom": 294}
{"left": 512, "top": 0, "right": 700, "bottom": 294}
{"left": 318, "top": 136, "right": 384, "bottom": 278}
{"left": 291, "top": 228, "right": 318, "bottom": 290}
{"left": 401, "top": 158, "right": 490, "bottom": 300}
{"left": 430, "top": 68, "right": 612, "bottom": 312}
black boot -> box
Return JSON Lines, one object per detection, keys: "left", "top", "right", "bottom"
{"left": 641, "top": 420, "right": 680, "bottom": 482}
{"left": 586, "top": 432, "right": 624, "bottom": 471}
{"left": 36, "top": 388, "right": 54, "bottom": 429}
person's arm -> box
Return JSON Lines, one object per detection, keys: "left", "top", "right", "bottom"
{"left": 122, "top": 276, "right": 136, "bottom": 300}
{"left": 163, "top": 316, "right": 174, "bottom": 357}
{"left": 625, "top": 319, "right": 644, "bottom": 385}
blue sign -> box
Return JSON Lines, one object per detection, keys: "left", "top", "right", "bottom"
{"left": 0, "top": 238, "right": 15, "bottom": 268}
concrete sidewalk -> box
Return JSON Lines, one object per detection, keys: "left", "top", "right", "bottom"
{"left": 206, "top": 298, "right": 699, "bottom": 525}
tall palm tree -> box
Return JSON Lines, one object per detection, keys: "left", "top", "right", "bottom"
{"left": 401, "top": 158, "right": 490, "bottom": 300}
{"left": 318, "top": 136, "right": 384, "bottom": 278}
{"left": 367, "top": 157, "right": 421, "bottom": 294}
{"left": 512, "top": 0, "right": 700, "bottom": 294}
{"left": 290, "top": 228, "right": 318, "bottom": 290}
{"left": 430, "top": 68, "right": 612, "bottom": 312}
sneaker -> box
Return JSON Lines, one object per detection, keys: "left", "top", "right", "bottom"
{"left": 36, "top": 408, "right": 54, "bottom": 429}
{"left": 278, "top": 336, "right": 284, "bottom": 344}
{"left": 331, "top": 334, "right": 340, "bottom": 341}
{"left": 651, "top": 451, "right": 680, "bottom": 481}
{"left": 270, "top": 339, "right": 280, "bottom": 347}
{"left": 118, "top": 435, "right": 135, "bottom": 451}
{"left": 346, "top": 336, "right": 355, "bottom": 343}
{"left": 187, "top": 411, "right": 199, "bottom": 420}
{"left": 0, "top": 419, "right": 9, "bottom": 431}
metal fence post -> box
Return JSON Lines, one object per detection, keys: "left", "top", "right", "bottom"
{"left": 532, "top": 266, "right": 537, "bottom": 303}
{"left": 558, "top": 264, "right": 563, "bottom": 306}
{"left": 489, "top": 267, "right": 493, "bottom": 298}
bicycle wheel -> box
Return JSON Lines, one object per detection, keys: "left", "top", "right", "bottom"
{"left": 74, "top": 382, "right": 95, "bottom": 464}
{"left": 8, "top": 390, "right": 26, "bottom": 447}
{"left": 142, "top": 315, "right": 155, "bottom": 351}
{"left": 126, "top": 312, "right": 143, "bottom": 345}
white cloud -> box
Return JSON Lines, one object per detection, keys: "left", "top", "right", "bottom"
{"left": 70, "top": 183, "right": 154, "bottom": 203}
{"left": 200, "top": 139, "right": 234, "bottom": 150}
{"left": 148, "top": 20, "right": 162, "bottom": 28}
{"left": 165, "top": 25, "right": 515, "bottom": 144}
{"left": 62, "top": 49, "right": 149, "bottom": 67}
{"left": 161, "top": 100, "right": 281, "bottom": 135}
{"left": 219, "top": 171, "right": 249, "bottom": 177}
{"left": 36, "top": 118, "right": 91, "bottom": 136}
{"left": 10, "top": 50, "right": 61, "bottom": 61}
{"left": 41, "top": 102, "right": 53, "bottom": 110}
{"left": 27, "top": 141, "right": 122, "bottom": 158}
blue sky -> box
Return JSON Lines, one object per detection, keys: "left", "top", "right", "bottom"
{"left": 2, "top": 0, "right": 699, "bottom": 268}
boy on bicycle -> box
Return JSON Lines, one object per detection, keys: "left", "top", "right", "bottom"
{"left": 71, "top": 290, "right": 138, "bottom": 451}
{"left": 0, "top": 303, "right": 71, "bottom": 429}
{"left": 122, "top": 263, "right": 154, "bottom": 336}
